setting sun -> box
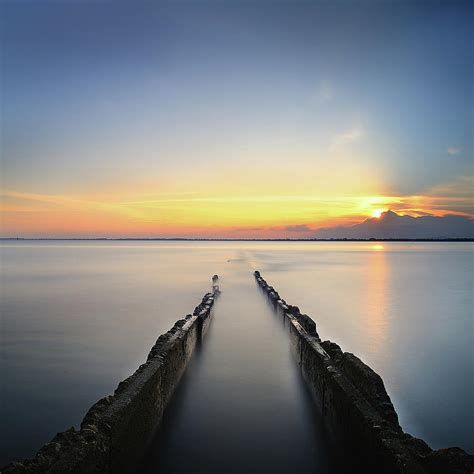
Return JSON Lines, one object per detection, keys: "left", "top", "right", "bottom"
{"left": 372, "top": 209, "right": 385, "bottom": 218}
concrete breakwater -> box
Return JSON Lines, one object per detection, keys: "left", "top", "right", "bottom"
{"left": 254, "top": 271, "right": 474, "bottom": 474}
{"left": 3, "top": 288, "right": 217, "bottom": 474}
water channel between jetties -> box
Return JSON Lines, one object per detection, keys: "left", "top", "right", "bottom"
{"left": 141, "top": 260, "right": 346, "bottom": 473}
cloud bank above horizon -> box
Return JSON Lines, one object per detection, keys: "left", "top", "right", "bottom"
{"left": 313, "top": 211, "right": 474, "bottom": 240}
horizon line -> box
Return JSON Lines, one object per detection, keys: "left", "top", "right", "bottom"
{"left": 1, "top": 237, "right": 473, "bottom": 242}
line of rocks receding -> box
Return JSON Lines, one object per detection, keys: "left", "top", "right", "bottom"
{"left": 254, "top": 270, "right": 474, "bottom": 474}
{"left": 3, "top": 290, "right": 217, "bottom": 474}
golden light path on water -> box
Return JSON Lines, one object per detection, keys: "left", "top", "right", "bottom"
{"left": 364, "top": 245, "right": 389, "bottom": 356}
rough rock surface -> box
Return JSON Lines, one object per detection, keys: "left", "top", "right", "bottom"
{"left": 254, "top": 270, "right": 474, "bottom": 474}
{"left": 3, "top": 290, "right": 217, "bottom": 474}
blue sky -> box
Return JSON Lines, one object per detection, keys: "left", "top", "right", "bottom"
{"left": 1, "top": 0, "right": 472, "bottom": 237}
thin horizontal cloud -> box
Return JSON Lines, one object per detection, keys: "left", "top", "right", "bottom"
{"left": 425, "top": 176, "right": 473, "bottom": 199}
{"left": 233, "top": 226, "right": 265, "bottom": 232}
{"left": 2, "top": 179, "right": 473, "bottom": 237}
{"left": 284, "top": 224, "right": 312, "bottom": 233}
{"left": 329, "top": 126, "right": 364, "bottom": 151}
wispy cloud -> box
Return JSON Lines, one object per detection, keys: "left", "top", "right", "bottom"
{"left": 329, "top": 127, "right": 364, "bottom": 151}
{"left": 447, "top": 147, "right": 462, "bottom": 155}
{"left": 310, "top": 80, "right": 334, "bottom": 104}
{"left": 425, "top": 175, "right": 473, "bottom": 198}
{"left": 2, "top": 181, "right": 473, "bottom": 237}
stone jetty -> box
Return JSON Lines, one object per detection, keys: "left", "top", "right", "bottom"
{"left": 3, "top": 286, "right": 217, "bottom": 473}
{"left": 4, "top": 271, "right": 473, "bottom": 474}
{"left": 254, "top": 270, "right": 474, "bottom": 474}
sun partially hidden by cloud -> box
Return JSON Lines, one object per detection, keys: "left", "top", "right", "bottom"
{"left": 1, "top": 0, "right": 471, "bottom": 240}
{"left": 1, "top": 179, "right": 473, "bottom": 238}
{"left": 372, "top": 209, "right": 385, "bottom": 218}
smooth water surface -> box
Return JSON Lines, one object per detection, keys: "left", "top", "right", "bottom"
{"left": 1, "top": 241, "right": 472, "bottom": 467}
{"left": 141, "top": 265, "right": 342, "bottom": 473}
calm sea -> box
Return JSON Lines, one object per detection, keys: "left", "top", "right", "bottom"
{"left": 1, "top": 241, "right": 472, "bottom": 468}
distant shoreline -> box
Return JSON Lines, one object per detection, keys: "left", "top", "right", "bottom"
{"left": 1, "top": 238, "right": 473, "bottom": 242}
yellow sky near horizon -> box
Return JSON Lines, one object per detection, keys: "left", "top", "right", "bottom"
{"left": 2, "top": 1, "right": 472, "bottom": 239}
{"left": 1, "top": 181, "right": 472, "bottom": 238}
{"left": 1, "top": 136, "right": 472, "bottom": 238}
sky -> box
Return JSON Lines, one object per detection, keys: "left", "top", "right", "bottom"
{"left": 1, "top": 0, "right": 472, "bottom": 238}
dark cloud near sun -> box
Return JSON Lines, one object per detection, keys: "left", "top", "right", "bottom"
{"left": 314, "top": 211, "right": 474, "bottom": 239}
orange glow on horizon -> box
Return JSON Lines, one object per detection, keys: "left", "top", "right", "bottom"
{"left": 0, "top": 188, "right": 472, "bottom": 238}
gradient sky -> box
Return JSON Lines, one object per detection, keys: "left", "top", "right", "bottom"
{"left": 1, "top": 0, "right": 472, "bottom": 238}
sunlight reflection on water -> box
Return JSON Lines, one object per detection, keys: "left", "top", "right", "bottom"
{"left": 1, "top": 241, "right": 472, "bottom": 466}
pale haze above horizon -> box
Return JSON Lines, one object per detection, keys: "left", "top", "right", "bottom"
{"left": 1, "top": 0, "right": 472, "bottom": 238}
